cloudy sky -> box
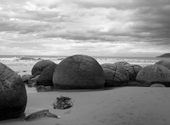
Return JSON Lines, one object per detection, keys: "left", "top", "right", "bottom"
{"left": 0, "top": 0, "right": 170, "bottom": 57}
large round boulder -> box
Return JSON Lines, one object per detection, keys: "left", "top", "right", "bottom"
{"left": 136, "top": 64, "right": 170, "bottom": 86}
{"left": 125, "top": 64, "right": 142, "bottom": 81}
{"left": 101, "top": 63, "right": 130, "bottom": 81}
{"left": 155, "top": 60, "right": 170, "bottom": 70}
{"left": 53, "top": 55, "right": 105, "bottom": 89}
{"left": 103, "top": 68, "right": 128, "bottom": 87}
{"left": 0, "top": 62, "right": 27, "bottom": 121}
{"left": 37, "top": 63, "right": 57, "bottom": 86}
{"left": 31, "top": 60, "right": 54, "bottom": 76}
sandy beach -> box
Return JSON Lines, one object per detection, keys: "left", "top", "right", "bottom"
{"left": 0, "top": 87, "right": 170, "bottom": 125}
{"left": 1, "top": 58, "right": 170, "bottom": 125}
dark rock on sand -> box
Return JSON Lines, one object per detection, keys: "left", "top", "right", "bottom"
{"left": 36, "top": 85, "right": 52, "bottom": 92}
{"left": 155, "top": 60, "right": 170, "bottom": 70}
{"left": 101, "top": 63, "right": 130, "bottom": 80}
{"left": 127, "top": 81, "right": 148, "bottom": 87}
{"left": 21, "top": 74, "right": 33, "bottom": 82}
{"left": 150, "top": 83, "right": 166, "bottom": 87}
{"left": 53, "top": 55, "right": 105, "bottom": 89}
{"left": 0, "top": 62, "right": 27, "bottom": 121}
{"left": 31, "top": 60, "right": 54, "bottom": 76}
{"left": 37, "top": 63, "right": 57, "bottom": 86}
{"left": 27, "top": 75, "right": 40, "bottom": 87}
{"left": 136, "top": 64, "right": 170, "bottom": 86}
{"left": 125, "top": 64, "right": 142, "bottom": 81}
{"left": 103, "top": 68, "right": 128, "bottom": 87}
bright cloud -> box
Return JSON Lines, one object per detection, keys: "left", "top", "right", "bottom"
{"left": 0, "top": 0, "right": 170, "bottom": 57}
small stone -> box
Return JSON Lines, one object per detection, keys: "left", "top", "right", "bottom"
{"left": 44, "top": 86, "right": 52, "bottom": 91}
{"left": 22, "top": 74, "right": 33, "bottom": 82}
{"left": 36, "top": 85, "right": 45, "bottom": 92}
{"left": 150, "top": 84, "right": 166, "bottom": 87}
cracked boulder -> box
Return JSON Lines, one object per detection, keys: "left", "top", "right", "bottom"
{"left": 136, "top": 64, "right": 170, "bottom": 86}
{"left": 53, "top": 55, "right": 105, "bottom": 89}
{"left": 125, "top": 64, "right": 142, "bottom": 81}
{"left": 31, "top": 60, "right": 54, "bottom": 76}
{"left": 0, "top": 62, "right": 27, "bottom": 121}
{"left": 37, "top": 63, "right": 57, "bottom": 86}
{"left": 101, "top": 63, "right": 130, "bottom": 81}
{"left": 103, "top": 68, "right": 128, "bottom": 87}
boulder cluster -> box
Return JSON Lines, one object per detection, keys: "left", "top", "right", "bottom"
{"left": 22, "top": 55, "right": 170, "bottom": 89}
{"left": 23, "top": 55, "right": 105, "bottom": 90}
{"left": 1, "top": 54, "right": 170, "bottom": 121}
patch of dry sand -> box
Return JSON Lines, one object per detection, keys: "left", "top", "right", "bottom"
{"left": 0, "top": 87, "right": 170, "bottom": 125}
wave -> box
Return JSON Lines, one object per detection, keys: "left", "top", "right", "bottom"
{"left": 0, "top": 55, "right": 160, "bottom": 67}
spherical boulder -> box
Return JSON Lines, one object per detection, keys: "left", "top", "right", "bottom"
{"left": 103, "top": 68, "right": 128, "bottom": 87}
{"left": 136, "top": 64, "right": 170, "bottom": 86}
{"left": 37, "top": 63, "right": 57, "bottom": 86}
{"left": 31, "top": 60, "right": 54, "bottom": 76}
{"left": 0, "top": 62, "right": 27, "bottom": 121}
{"left": 101, "top": 63, "right": 130, "bottom": 81}
{"left": 125, "top": 64, "right": 142, "bottom": 81}
{"left": 53, "top": 55, "right": 105, "bottom": 89}
{"left": 155, "top": 60, "right": 170, "bottom": 70}
{"left": 150, "top": 83, "right": 166, "bottom": 87}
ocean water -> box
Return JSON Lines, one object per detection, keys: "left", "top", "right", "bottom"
{"left": 0, "top": 55, "right": 170, "bottom": 72}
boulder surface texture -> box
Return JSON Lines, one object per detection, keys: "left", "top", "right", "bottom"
{"left": 31, "top": 60, "right": 54, "bottom": 76}
{"left": 0, "top": 62, "right": 27, "bottom": 121}
{"left": 155, "top": 60, "right": 170, "bottom": 70}
{"left": 125, "top": 64, "right": 142, "bottom": 81}
{"left": 37, "top": 63, "right": 57, "bottom": 86}
{"left": 136, "top": 64, "right": 170, "bottom": 86}
{"left": 53, "top": 55, "right": 105, "bottom": 89}
{"left": 101, "top": 63, "right": 130, "bottom": 81}
{"left": 103, "top": 68, "right": 128, "bottom": 87}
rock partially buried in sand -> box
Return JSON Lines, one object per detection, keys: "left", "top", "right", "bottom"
{"left": 25, "top": 109, "right": 60, "bottom": 121}
{"left": 136, "top": 64, "right": 170, "bottom": 86}
{"left": 0, "top": 62, "right": 27, "bottom": 121}
{"left": 36, "top": 85, "right": 52, "bottom": 92}
{"left": 37, "top": 63, "right": 57, "bottom": 86}
{"left": 103, "top": 68, "right": 128, "bottom": 87}
{"left": 150, "top": 84, "right": 166, "bottom": 87}
{"left": 53, "top": 55, "right": 105, "bottom": 89}
{"left": 27, "top": 75, "right": 40, "bottom": 87}
{"left": 31, "top": 60, "right": 54, "bottom": 76}
{"left": 155, "top": 60, "right": 170, "bottom": 70}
